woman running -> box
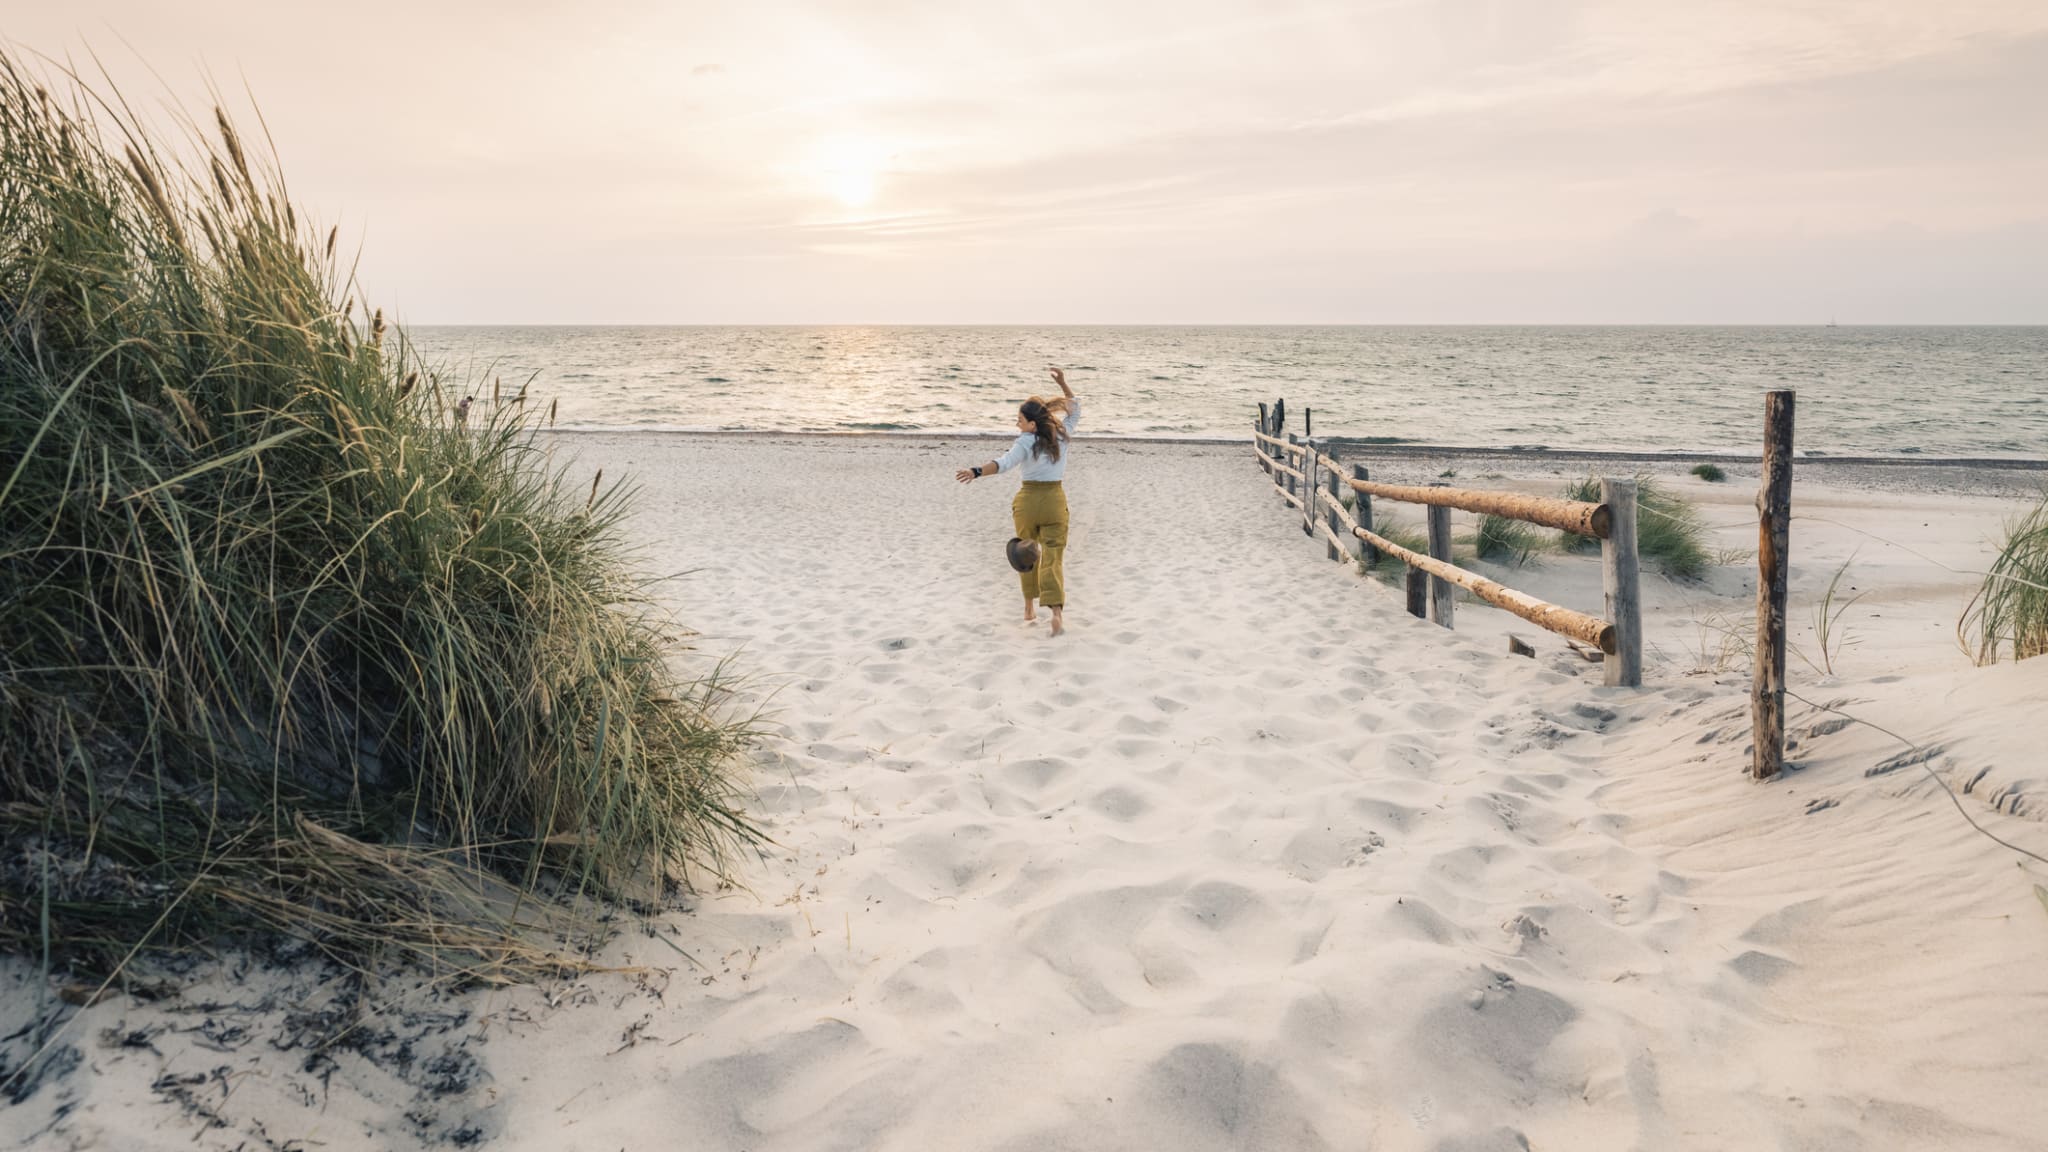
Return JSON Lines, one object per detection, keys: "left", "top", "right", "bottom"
{"left": 955, "top": 368, "right": 1080, "bottom": 637}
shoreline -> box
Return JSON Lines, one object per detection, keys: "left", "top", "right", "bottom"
{"left": 547, "top": 428, "right": 2048, "bottom": 499}
{"left": 546, "top": 426, "right": 2048, "bottom": 470}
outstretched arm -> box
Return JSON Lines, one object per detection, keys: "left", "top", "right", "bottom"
{"left": 954, "top": 459, "right": 1003, "bottom": 484}
{"left": 1050, "top": 367, "right": 1073, "bottom": 399}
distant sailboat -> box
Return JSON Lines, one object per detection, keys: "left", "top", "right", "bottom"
{"left": 1826, "top": 317, "right": 1839, "bottom": 328}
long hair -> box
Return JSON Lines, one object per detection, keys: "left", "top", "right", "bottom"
{"left": 1020, "top": 395, "right": 1070, "bottom": 464}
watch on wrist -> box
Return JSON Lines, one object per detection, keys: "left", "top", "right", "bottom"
{"left": 972, "top": 465, "right": 984, "bottom": 477}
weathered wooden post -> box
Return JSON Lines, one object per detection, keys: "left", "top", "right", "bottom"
{"left": 1263, "top": 405, "right": 1283, "bottom": 495}
{"left": 1256, "top": 404, "right": 1271, "bottom": 472}
{"left": 1324, "top": 448, "right": 1347, "bottom": 561}
{"left": 1300, "top": 437, "right": 1319, "bottom": 536}
{"left": 1285, "top": 433, "right": 1301, "bottom": 506}
{"left": 1426, "top": 485, "right": 1454, "bottom": 628}
{"left": 1351, "top": 463, "right": 1378, "bottom": 567}
{"left": 1405, "top": 567, "right": 1428, "bottom": 618}
{"left": 1753, "top": 391, "right": 1795, "bottom": 780}
{"left": 1600, "top": 478, "right": 1642, "bottom": 688}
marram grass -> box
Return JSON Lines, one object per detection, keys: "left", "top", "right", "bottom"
{"left": 1355, "top": 516, "right": 1441, "bottom": 583}
{"left": 0, "top": 56, "right": 762, "bottom": 982}
{"left": 1960, "top": 493, "right": 2048, "bottom": 665}
{"left": 1559, "top": 473, "right": 1709, "bottom": 579}
{"left": 1474, "top": 513, "right": 1550, "bottom": 567}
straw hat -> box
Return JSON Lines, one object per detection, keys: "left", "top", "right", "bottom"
{"left": 1006, "top": 537, "right": 1041, "bottom": 573}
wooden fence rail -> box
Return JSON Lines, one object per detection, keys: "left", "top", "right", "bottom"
{"left": 1352, "top": 524, "right": 1616, "bottom": 652}
{"left": 1337, "top": 474, "right": 1610, "bottom": 539}
{"left": 1251, "top": 404, "right": 1642, "bottom": 687}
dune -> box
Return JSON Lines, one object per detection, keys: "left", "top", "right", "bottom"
{"left": 5, "top": 434, "right": 2045, "bottom": 1151}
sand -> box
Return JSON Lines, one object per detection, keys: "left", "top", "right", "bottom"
{"left": 5, "top": 434, "right": 2046, "bottom": 1151}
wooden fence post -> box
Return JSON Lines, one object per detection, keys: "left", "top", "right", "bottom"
{"left": 1753, "top": 391, "right": 1795, "bottom": 780}
{"left": 1256, "top": 404, "right": 1271, "bottom": 472}
{"left": 1264, "top": 412, "right": 1282, "bottom": 496}
{"left": 1286, "top": 433, "right": 1301, "bottom": 506}
{"left": 1351, "top": 463, "right": 1377, "bottom": 567}
{"left": 1300, "top": 437, "right": 1319, "bottom": 536}
{"left": 1405, "top": 568, "right": 1428, "bottom": 618}
{"left": 1324, "top": 449, "right": 1347, "bottom": 561}
{"left": 1426, "top": 485, "right": 1454, "bottom": 628}
{"left": 1600, "top": 478, "right": 1642, "bottom": 688}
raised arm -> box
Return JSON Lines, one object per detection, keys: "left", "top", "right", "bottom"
{"left": 1049, "top": 368, "right": 1080, "bottom": 432}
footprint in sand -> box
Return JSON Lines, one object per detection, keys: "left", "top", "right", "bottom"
{"left": 1728, "top": 949, "right": 1797, "bottom": 985}
{"left": 1088, "top": 785, "right": 1151, "bottom": 823}
{"left": 1004, "top": 756, "right": 1072, "bottom": 792}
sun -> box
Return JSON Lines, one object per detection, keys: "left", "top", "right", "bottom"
{"left": 827, "top": 165, "right": 876, "bottom": 208}
{"left": 810, "top": 135, "right": 886, "bottom": 209}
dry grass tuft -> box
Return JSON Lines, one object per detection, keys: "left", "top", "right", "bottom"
{"left": 1559, "top": 473, "right": 1709, "bottom": 578}
{"left": 1961, "top": 493, "right": 2048, "bottom": 664}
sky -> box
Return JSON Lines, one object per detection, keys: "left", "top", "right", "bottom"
{"left": 8, "top": 1, "right": 2048, "bottom": 323}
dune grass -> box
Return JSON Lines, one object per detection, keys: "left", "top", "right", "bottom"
{"left": 1691, "top": 463, "right": 1727, "bottom": 482}
{"left": 0, "top": 57, "right": 761, "bottom": 983}
{"left": 1474, "top": 513, "right": 1550, "bottom": 567}
{"left": 1356, "top": 516, "right": 1439, "bottom": 583}
{"left": 1960, "top": 493, "right": 2048, "bottom": 665}
{"left": 1558, "top": 473, "right": 1709, "bottom": 579}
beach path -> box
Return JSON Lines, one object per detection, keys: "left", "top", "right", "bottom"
{"left": 462, "top": 434, "right": 2045, "bottom": 1152}
{"left": 19, "top": 436, "right": 2041, "bottom": 1152}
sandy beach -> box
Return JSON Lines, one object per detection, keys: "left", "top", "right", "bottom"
{"left": 6, "top": 433, "right": 2046, "bottom": 1151}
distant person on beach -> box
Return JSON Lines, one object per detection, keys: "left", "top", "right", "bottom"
{"left": 956, "top": 368, "right": 1080, "bottom": 637}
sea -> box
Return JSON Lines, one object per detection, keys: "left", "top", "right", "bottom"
{"left": 407, "top": 326, "right": 2048, "bottom": 459}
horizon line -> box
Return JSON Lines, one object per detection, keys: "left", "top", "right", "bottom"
{"left": 402, "top": 321, "right": 2048, "bottom": 329}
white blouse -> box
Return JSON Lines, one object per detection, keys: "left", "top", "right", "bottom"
{"left": 993, "top": 399, "right": 1081, "bottom": 481}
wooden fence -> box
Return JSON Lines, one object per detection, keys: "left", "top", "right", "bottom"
{"left": 1251, "top": 404, "right": 1642, "bottom": 688}
{"left": 1251, "top": 391, "right": 1805, "bottom": 774}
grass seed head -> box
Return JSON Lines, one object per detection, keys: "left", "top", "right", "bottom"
{"left": 210, "top": 156, "right": 235, "bottom": 203}
{"left": 216, "top": 104, "right": 249, "bottom": 184}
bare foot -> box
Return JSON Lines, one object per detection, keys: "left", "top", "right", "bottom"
{"left": 1049, "top": 610, "right": 1065, "bottom": 638}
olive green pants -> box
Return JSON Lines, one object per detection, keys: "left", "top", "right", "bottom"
{"left": 1011, "top": 481, "right": 1069, "bottom": 607}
